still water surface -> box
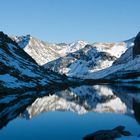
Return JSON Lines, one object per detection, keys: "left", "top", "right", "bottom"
{"left": 0, "top": 84, "right": 140, "bottom": 140}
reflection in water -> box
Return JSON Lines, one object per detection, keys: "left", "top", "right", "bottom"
{"left": 23, "top": 85, "right": 140, "bottom": 120}
{"left": 0, "top": 90, "right": 50, "bottom": 129}
{"left": 133, "top": 98, "right": 140, "bottom": 125}
{"left": 0, "top": 84, "right": 140, "bottom": 139}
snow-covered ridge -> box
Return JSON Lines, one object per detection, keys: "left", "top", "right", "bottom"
{"left": 93, "top": 41, "right": 132, "bottom": 58}
{"left": 82, "top": 32, "right": 140, "bottom": 82}
{"left": 0, "top": 32, "right": 69, "bottom": 91}
{"left": 12, "top": 35, "right": 88, "bottom": 65}
{"left": 12, "top": 34, "right": 134, "bottom": 79}
{"left": 11, "top": 32, "right": 138, "bottom": 83}
{"left": 44, "top": 39, "right": 134, "bottom": 77}
{"left": 13, "top": 35, "right": 134, "bottom": 66}
{"left": 11, "top": 35, "right": 30, "bottom": 49}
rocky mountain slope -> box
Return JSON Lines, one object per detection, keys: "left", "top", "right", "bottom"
{"left": 0, "top": 32, "right": 72, "bottom": 93}
{"left": 12, "top": 34, "right": 134, "bottom": 78}
{"left": 44, "top": 41, "right": 133, "bottom": 76}
{"left": 84, "top": 32, "right": 140, "bottom": 83}
{"left": 12, "top": 35, "right": 87, "bottom": 65}
{"left": 11, "top": 31, "right": 140, "bottom": 83}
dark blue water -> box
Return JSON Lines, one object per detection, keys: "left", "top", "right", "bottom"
{"left": 1, "top": 112, "right": 140, "bottom": 140}
{"left": 0, "top": 84, "right": 140, "bottom": 140}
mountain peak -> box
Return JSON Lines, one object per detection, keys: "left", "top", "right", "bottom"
{"left": 133, "top": 31, "right": 140, "bottom": 58}
{"left": 70, "top": 40, "right": 88, "bottom": 46}
{"left": 12, "top": 35, "right": 31, "bottom": 49}
{"left": 0, "top": 31, "right": 18, "bottom": 46}
{"left": 77, "top": 40, "right": 87, "bottom": 44}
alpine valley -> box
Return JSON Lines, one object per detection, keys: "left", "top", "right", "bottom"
{"left": 12, "top": 31, "right": 140, "bottom": 84}
{"left": 1, "top": 31, "right": 140, "bottom": 140}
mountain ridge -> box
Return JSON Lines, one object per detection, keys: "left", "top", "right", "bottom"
{"left": 12, "top": 34, "right": 134, "bottom": 79}
{"left": 2, "top": 31, "right": 140, "bottom": 88}
{"left": 0, "top": 32, "right": 76, "bottom": 93}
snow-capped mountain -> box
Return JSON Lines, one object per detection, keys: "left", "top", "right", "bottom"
{"left": 12, "top": 35, "right": 60, "bottom": 65}
{"left": 113, "top": 38, "right": 135, "bottom": 65}
{"left": 84, "top": 32, "right": 140, "bottom": 83}
{"left": 11, "top": 31, "right": 139, "bottom": 84}
{"left": 0, "top": 32, "right": 71, "bottom": 93}
{"left": 12, "top": 35, "right": 87, "bottom": 65}
{"left": 44, "top": 39, "right": 134, "bottom": 77}
{"left": 0, "top": 31, "right": 140, "bottom": 130}
{"left": 12, "top": 34, "right": 134, "bottom": 79}
{"left": 44, "top": 44, "right": 116, "bottom": 75}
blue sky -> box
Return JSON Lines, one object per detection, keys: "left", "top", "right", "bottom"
{"left": 0, "top": 0, "right": 140, "bottom": 43}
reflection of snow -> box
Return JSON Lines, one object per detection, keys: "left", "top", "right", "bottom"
{"left": 94, "top": 85, "right": 114, "bottom": 96}
{"left": 26, "top": 94, "right": 87, "bottom": 118}
{"left": 94, "top": 97, "right": 127, "bottom": 113}
{"left": 25, "top": 85, "right": 130, "bottom": 119}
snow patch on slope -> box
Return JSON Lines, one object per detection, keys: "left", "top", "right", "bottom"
{"left": 85, "top": 55, "right": 140, "bottom": 81}
{"left": 13, "top": 35, "right": 88, "bottom": 65}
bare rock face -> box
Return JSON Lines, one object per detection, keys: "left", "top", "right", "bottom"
{"left": 0, "top": 31, "right": 18, "bottom": 46}
{"left": 133, "top": 32, "right": 140, "bottom": 58}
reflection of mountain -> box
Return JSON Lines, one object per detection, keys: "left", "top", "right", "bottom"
{"left": 0, "top": 32, "right": 74, "bottom": 93}
{"left": 0, "top": 90, "right": 62, "bottom": 129}
{"left": 0, "top": 91, "right": 35, "bottom": 129}
{"left": 0, "top": 85, "right": 140, "bottom": 130}
{"left": 23, "top": 85, "right": 140, "bottom": 119}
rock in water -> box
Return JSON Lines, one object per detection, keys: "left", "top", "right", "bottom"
{"left": 83, "top": 125, "right": 131, "bottom": 140}
{"left": 133, "top": 32, "right": 140, "bottom": 58}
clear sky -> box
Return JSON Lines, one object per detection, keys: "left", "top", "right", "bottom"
{"left": 0, "top": 0, "right": 140, "bottom": 43}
